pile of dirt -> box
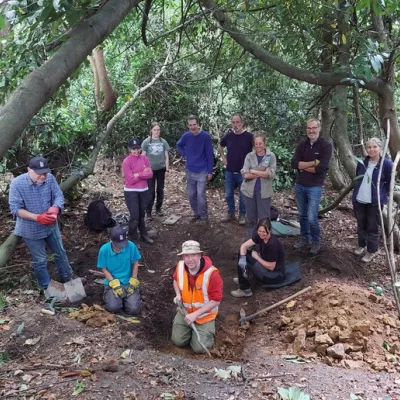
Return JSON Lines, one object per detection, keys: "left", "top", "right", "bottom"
{"left": 68, "top": 304, "right": 116, "bottom": 327}
{"left": 266, "top": 282, "right": 400, "bottom": 372}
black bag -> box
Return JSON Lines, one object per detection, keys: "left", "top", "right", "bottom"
{"left": 270, "top": 205, "right": 279, "bottom": 221}
{"left": 84, "top": 200, "right": 116, "bottom": 232}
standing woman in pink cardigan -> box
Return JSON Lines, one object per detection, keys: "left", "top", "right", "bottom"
{"left": 122, "top": 138, "right": 154, "bottom": 244}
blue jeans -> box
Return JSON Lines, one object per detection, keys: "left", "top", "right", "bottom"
{"left": 225, "top": 171, "right": 245, "bottom": 215}
{"left": 186, "top": 170, "right": 208, "bottom": 218}
{"left": 24, "top": 225, "right": 73, "bottom": 289}
{"left": 295, "top": 184, "right": 322, "bottom": 242}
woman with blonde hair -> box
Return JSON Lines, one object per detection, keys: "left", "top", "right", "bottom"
{"left": 240, "top": 131, "right": 276, "bottom": 237}
{"left": 352, "top": 137, "right": 393, "bottom": 263}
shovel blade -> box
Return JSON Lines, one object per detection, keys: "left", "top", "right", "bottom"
{"left": 45, "top": 279, "right": 68, "bottom": 303}
{"left": 64, "top": 278, "right": 86, "bottom": 303}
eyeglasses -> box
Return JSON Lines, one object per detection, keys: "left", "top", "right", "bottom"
{"left": 307, "top": 127, "right": 319, "bottom": 131}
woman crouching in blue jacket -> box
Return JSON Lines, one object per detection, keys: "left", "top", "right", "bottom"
{"left": 352, "top": 137, "right": 393, "bottom": 263}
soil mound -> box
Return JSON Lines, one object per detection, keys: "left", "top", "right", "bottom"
{"left": 267, "top": 282, "right": 400, "bottom": 372}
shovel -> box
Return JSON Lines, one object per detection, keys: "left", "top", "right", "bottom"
{"left": 45, "top": 278, "right": 86, "bottom": 303}
{"left": 175, "top": 300, "right": 212, "bottom": 357}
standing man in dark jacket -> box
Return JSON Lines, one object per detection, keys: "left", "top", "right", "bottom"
{"left": 290, "top": 118, "right": 332, "bottom": 254}
{"left": 218, "top": 114, "right": 253, "bottom": 225}
{"left": 177, "top": 115, "right": 214, "bottom": 223}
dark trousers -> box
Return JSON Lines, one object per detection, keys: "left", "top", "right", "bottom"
{"left": 124, "top": 190, "right": 148, "bottom": 239}
{"left": 147, "top": 168, "right": 166, "bottom": 214}
{"left": 238, "top": 250, "right": 285, "bottom": 290}
{"left": 353, "top": 201, "right": 380, "bottom": 253}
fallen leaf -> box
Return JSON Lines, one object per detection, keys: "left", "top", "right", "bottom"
{"left": 0, "top": 324, "right": 10, "bottom": 331}
{"left": 286, "top": 300, "right": 297, "bottom": 309}
{"left": 22, "top": 374, "right": 33, "bottom": 383}
{"left": 25, "top": 336, "right": 41, "bottom": 345}
{"left": 17, "top": 322, "right": 25, "bottom": 336}
{"left": 19, "top": 384, "right": 28, "bottom": 392}
{"left": 120, "top": 349, "right": 131, "bottom": 359}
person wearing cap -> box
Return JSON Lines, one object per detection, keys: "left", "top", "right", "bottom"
{"left": 9, "top": 156, "right": 74, "bottom": 289}
{"left": 122, "top": 138, "right": 154, "bottom": 244}
{"left": 97, "top": 226, "right": 142, "bottom": 314}
{"left": 171, "top": 240, "right": 223, "bottom": 353}
{"left": 176, "top": 115, "right": 214, "bottom": 223}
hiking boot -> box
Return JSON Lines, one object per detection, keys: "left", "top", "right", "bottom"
{"left": 293, "top": 238, "right": 311, "bottom": 250}
{"left": 156, "top": 209, "right": 164, "bottom": 217}
{"left": 361, "top": 251, "right": 375, "bottom": 263}
{"left": 140, "top": 234, "right": 154, "bottom": 244}
{"left": 146, "top": 213, "right": 153, "bottom": 221}
{"left": 190, "top": 215, "right": 200, "bottom": 223}
{"left": 63, "top": 273, "right": 87, "bottom": 285}
{"left": 233, "top": 277, "right": 239, "bottom": 284}
{"left": 231, "top": 288, "right": 253, "bottom": 298}
{"left": 221, "top": 212, "right": 234, "bottom": 222}
{"left": 197, "top": 217, "right": 208, "bottom": 225}
{"left": 353, "top": 246, "right": 366, "bottom": 256}
{"left": 310, "top": 241, "right": 320, "bottom": 255}
{"left": 238, "top": 214, "right": 246, "bottom": 225}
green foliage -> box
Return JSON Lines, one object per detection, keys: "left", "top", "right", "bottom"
{"left": 72, "top": 380, "right": 85, "bottom": 396}
{"left": 0, "top": 350, "right": 8, "bottom": 365}
{"left": 278, "top": 386, "right": 310, "bottom": 400}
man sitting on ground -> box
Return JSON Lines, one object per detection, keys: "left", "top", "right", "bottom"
{"left": 97, "top": 226, "right": 142, "bottom": 315}
{"left": 171, "top": 240, "right": 223, "bottom": 353}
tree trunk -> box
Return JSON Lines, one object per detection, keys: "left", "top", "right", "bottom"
{"left": 0, "top": 52, "right": 170, "bottom": 269}
{"left": 93, "top": 47, "right": 118, "bottom": 111}
{"left": 0, "top": 0, "right": 142, "bottom": 160}
{"left": 88, "top": 55, "right": 101, "bottom": 109}
{"left": 353, "top": 86, "right": 367, "bottom": 156}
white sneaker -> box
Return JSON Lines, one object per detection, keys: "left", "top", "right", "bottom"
{"left": 353, "top": 246, "right": 366, "bottom": 256}
{"left": 231, "top": 288, "right": 253, "bottom": 298}
{"left": 361, "top": 252, "right": 375, "bottom": 263}
{"left": 233, "top": 277, "right": 239, "bottom": 284}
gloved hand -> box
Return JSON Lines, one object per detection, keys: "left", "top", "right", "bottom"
{"left": 238, "top": 255, "right": 247, "bottom": 270}
{"left": 109, "top": 279, "right": 125, "bottom": 298}
{"left": 238, "top": 255, "right": 248, "bottom": 279}
{"left": 37, "top": 212, "right": 57, "bottom": 225}
{"left": 47, "top": 206, "right": 59, "bottom": 215}
{"left": 125, "top": 277, "right": 140, "bottom": 295}
{"left": 173, "top": 294, "right": 182, "bottom": 304}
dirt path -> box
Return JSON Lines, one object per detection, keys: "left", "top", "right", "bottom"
{"left": 1, "top": 159, "right": 399, "bottom": 399}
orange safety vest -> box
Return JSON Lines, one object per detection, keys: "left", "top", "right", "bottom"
{"left": 176, "top": 261, "right": 219, "bottom": 324}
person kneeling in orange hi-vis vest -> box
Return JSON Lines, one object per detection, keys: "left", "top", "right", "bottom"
{"left": 172, "top": 240, "right": 223, "bottom": 353}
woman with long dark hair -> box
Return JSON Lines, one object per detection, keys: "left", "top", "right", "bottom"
{"left": 231, "top": 218, "right": 285, "bottom": 298}
{"left": 141, "top": 122, "right": 170, "bottom": 220}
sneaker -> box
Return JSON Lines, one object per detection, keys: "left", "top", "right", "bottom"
{"left": 140, "top": 234, "right": 154, "bottom": 244}
{"left": 221, "top": 212, "right": 234, "bottom": 222}
{"left": 293, "top": 238, "right": 311, "bottom": 250}
{"left": 156, "top": 209, "right": 164, "bottom": 217}
{"left": 361, "top": 251, "right": 375, "bottom": 263}
{"left": 231, "top": 288, "right": 253, "bottom": 298}
{"left": 353, "top": 246, "right": 366, "bottom": 256}
{"left": 190, "top": 215, "right": 200, "bottom": 223}
{"left": 238, "top": 214, "right": 246, "bottom": 225}
{"left": 310, "top": 241, "right": 321, "bottom": 255}
{"left": 233, "top": 277, "right": 239, "bottom": 284}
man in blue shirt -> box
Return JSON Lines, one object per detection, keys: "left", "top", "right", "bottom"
{"left": 97, "top": 226, "right": 142, "bottom": 315}
{"left": 9, "top": 156, "right": 73, "bottom": 290}
{"left": 177, "top": 115, "right": 214, "bottom": 223}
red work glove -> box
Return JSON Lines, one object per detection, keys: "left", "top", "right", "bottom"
{"left": 37, "top": 212, "right": 57, "bottom": 225}
{"left": 47, "top": 206, "right": 59, "bottom": 215}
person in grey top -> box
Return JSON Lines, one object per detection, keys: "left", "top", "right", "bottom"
{"left": 240, "top": 131, "right": 276, "bottom": 238}
{"left": 141, "top": 122, "right": 170, "bottom": 219}
{"left": 8, "top": 156, "right": 73, "bottom": 289}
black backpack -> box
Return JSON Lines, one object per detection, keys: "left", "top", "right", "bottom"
{"left": 84, "top": 200, "right": 116, "bottom": 232}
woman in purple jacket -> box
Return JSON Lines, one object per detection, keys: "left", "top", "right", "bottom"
{"left": 352, "top": 137, "right": 393, "bottom": 263}
{"left": 122, "top": 138, "right": 154, "bottom": 244}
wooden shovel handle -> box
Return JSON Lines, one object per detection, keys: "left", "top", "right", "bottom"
{"left": 243, "top": 286, "right": 312, "bottom": 323}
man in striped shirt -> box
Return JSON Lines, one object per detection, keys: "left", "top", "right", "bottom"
{"left": 9, "top": 156, "right": 73, "bottom": 290}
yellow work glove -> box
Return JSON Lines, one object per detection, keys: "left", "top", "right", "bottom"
{"left": 126, "top": 277, "right": 140, "bottom": 295}
{"left": 109, "top": 279, "right": 125, "bottom": 298}
{"left": 314, "top": 159, "right": 320, "bottom": 167}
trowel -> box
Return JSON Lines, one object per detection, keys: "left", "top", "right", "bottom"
{"left": 45, "top": 278, "right": 86, "bottom": 303}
